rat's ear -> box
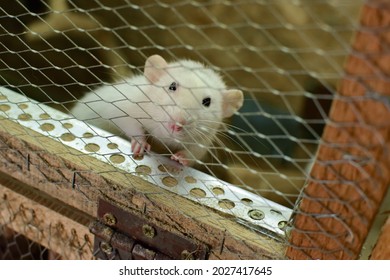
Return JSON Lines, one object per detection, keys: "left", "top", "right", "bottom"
{"left": 222, "top": 89, "right": 244, "bottom": 118}
{"left": 144, "top": 55, "right": 168, "bottom": 83}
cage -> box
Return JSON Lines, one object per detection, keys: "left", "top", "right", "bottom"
{"left": 0, "top": 0, "right": 389, "bottom": 260}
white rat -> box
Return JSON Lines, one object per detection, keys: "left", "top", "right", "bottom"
{"left": 71, "top": 54, "right": 243, "bottom": 166}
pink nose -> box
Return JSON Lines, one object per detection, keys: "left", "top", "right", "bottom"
{"left": 169, "top": 120, "right": 185, "bottom": 132}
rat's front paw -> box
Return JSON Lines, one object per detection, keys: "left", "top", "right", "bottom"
{"left": 171, "top": 150, "right": 191, "bottom": 166}
{"left": 131, "top": 138, "right": 151, "bottom": 156}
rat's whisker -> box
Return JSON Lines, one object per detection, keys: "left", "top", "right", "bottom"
{"left": 71, "top": 54, "right": 243, "bottom": 166}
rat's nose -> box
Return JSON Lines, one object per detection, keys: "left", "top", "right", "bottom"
{"left": 169, "top": 119, "right": 186, "bottom": 132}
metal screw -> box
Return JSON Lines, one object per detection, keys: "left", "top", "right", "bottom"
{"left": 142, "top": 224, "right": 156, "bottom": 238}
{"left": 100, "top": 241, "right": 113, "bottom": 255}
{"left": 181, "top": 250, "right": 194, "bottom": 260}
{"left": 102, "top": 226, "right": 115, "bottom": 240}
{"left": 248, "top": 209, "right": 265, "bottom": 220}
{"left": 278, "top": 220, "right": 288, "bottom": 230}
{"left": 103, "top": 213, "right": 117, "bottom": 226}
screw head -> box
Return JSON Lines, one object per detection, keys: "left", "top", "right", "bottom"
{"left": 102, "top": 226, "right": 115, "bottom": 240}
{"left": 103, "top": 213, "right": 117, "bottom": 226}
{"left": 100, "top": 241, "right": 113, "bottom": 255}
{"left": 248, "top": 209, "right": 265, "bottom": 220}
{"left": 142, "top": 224, "right": 156, "bottom": 238}
{"left": 278, "top": 220, "right": 288, "bottom": 230}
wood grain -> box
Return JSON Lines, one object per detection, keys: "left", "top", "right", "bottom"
{"left": 370, "top": 215, "right": 390, "bottom": 259}
{"left": 0, "top": 118, "right": 286, "bottom": 259}
{"left": 0, "top": 171, "right": 94, "bottom": 259}
{"left": 286, "top": 0, "right": 390, "bottom": 259}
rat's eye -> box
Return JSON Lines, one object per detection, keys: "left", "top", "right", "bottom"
{"left": 168, "top": 82, "right": 178, "bottom": 92}
{"left": 202, "top": 97, "right": 211, "bottom": 107}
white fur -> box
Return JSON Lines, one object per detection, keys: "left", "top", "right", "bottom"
{"left": 71, "top": 55, "right": 243, "bottom": 165}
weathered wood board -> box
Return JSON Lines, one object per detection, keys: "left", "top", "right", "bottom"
{"left": 0, "top": 118, "right": 286, "bottom": 259}
{"left": 287, "top": 0, "right": 390, "bottom": 259}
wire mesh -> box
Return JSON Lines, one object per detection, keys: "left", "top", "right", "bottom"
{"left": 1, "top": 0, "right": 388, "bottom": 260}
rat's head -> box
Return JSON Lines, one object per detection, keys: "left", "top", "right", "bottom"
{"left": 142, "top": 55, "right": 243, "bottom": 143}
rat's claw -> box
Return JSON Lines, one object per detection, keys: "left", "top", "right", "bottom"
{"left": 131, "top": 138, "right": 151, "bottom": 156}
{"left": 171, "top": 151, "right": 190, "bottom": 166}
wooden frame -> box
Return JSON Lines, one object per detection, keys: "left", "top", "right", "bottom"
{"left": 287, "top": 0, "right": 390, "bottom": 259}
{"left": 0, "top": 171, "right": 94, "bottom": 259}
{"left": 370, "top": 216, "right": 390, "bottom": 259}
{"left": 2, "top": 0, "right": 390, "bottom": 260}
{"left": 0, "top": 118, "right": 286, "bottom": 259}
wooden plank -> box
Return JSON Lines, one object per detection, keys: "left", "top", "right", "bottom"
{"left": 0, "top": 171, "right": 94, "bottom": 259}
{"left": 286, "top": 0, "right": 390, "bottom": 259}
{"left": 0, "top": 118, "right": 286, "bottom": 259}
{"left": 370, "top": 215, "right": 390, "bottom": 259}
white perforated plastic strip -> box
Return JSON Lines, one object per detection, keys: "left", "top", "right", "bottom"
{"left": 0, "top": 86, "right": 292, "bottom": 238}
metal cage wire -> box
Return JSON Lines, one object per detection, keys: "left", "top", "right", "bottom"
{"left": 2, "top": 0, "right": 388, "bottom": 260}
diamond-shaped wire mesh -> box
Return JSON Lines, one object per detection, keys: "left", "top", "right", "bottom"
{"left": 2, "top": 0, "right": 387, "bottom": 260}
